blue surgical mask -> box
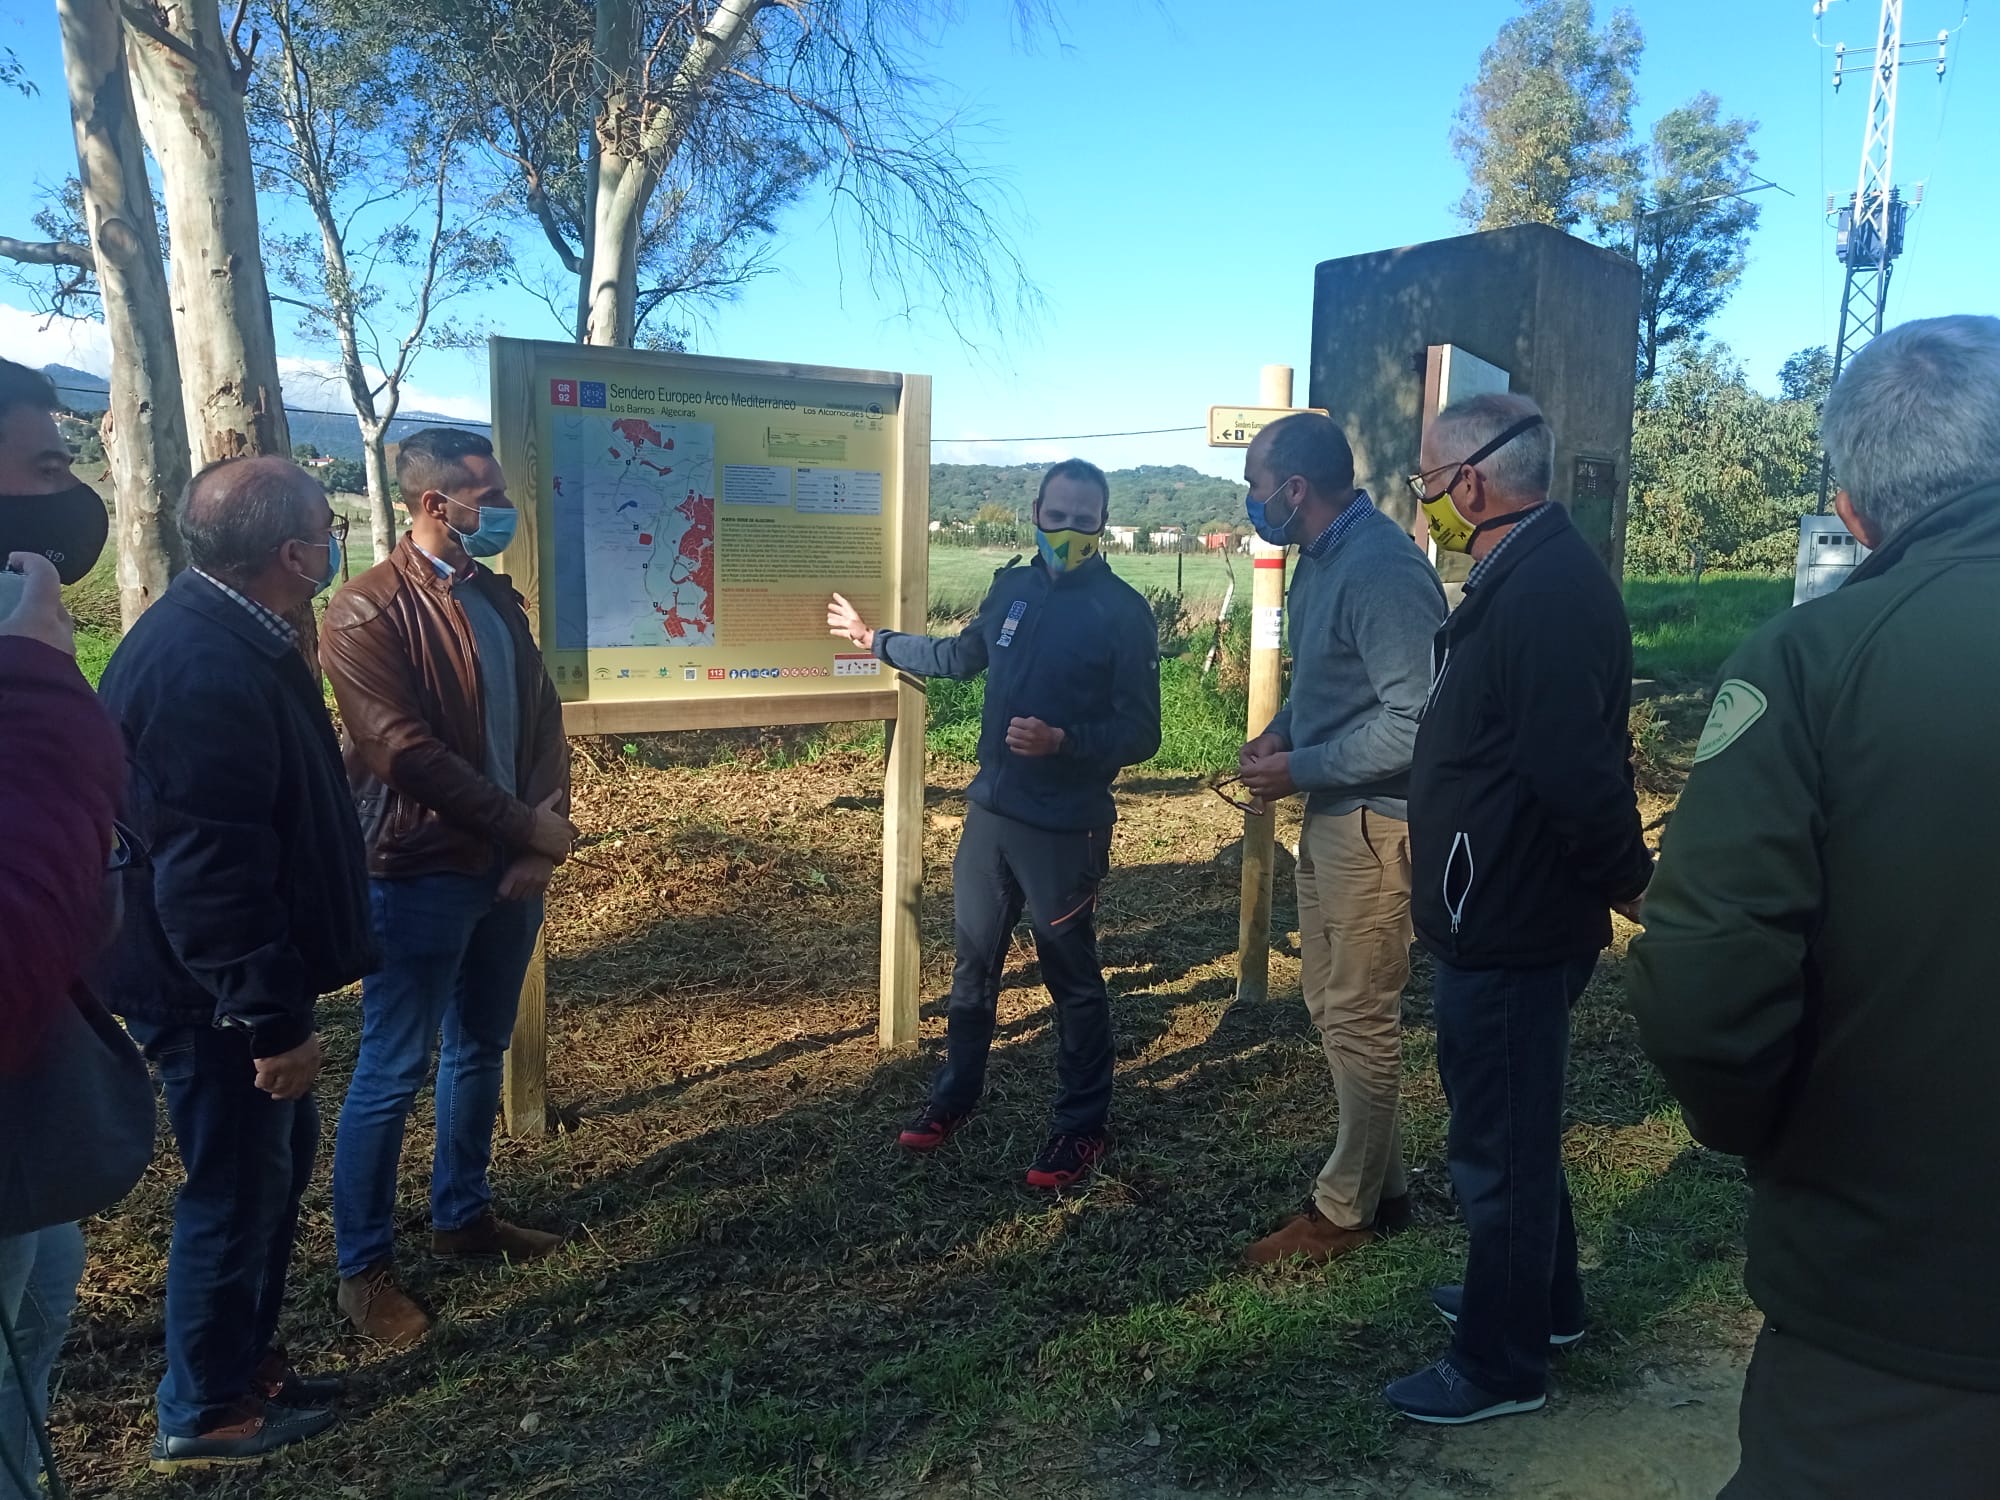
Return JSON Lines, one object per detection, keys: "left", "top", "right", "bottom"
{"left": 449, "top": 502, "right": 519, "bottom": 558}
{"left": 1245, "top": 478, "right": 1300, "bottom": 547}
{"left": 291, "top": 530, "right": 341, "bottom": 595}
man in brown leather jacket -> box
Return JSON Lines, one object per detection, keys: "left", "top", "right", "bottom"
{"left": 322, "top": 428, "right": 574, "bottom": 1347}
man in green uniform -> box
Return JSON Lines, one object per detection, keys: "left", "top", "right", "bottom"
{"left": 1629, "top": 314, "right": 2000, "bottom": 1498}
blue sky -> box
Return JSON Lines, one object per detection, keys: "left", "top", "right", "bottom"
{"left": 2, "top": 0, "right": 1992, "bottom": 479}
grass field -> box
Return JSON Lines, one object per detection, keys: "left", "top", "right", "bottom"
{"left": 929, "top": 546, "right": 1242, "bottom": 618}
{"left": 60, "top": 541, "right": 1785, "bottom": 786}
{"left": 1625, "top": 573, "right": 1792, "bottom": 686}
{"left": 55, "top": 746, "right": 1750, "bottom": 1498}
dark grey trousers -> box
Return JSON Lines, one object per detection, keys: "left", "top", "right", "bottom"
{"left": 1722, "top": 1323, "right": 2000, "bottom": 1500}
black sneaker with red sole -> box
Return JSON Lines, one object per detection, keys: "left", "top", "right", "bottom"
{"left": 897, "top": 1103, "right": 971, "bottom": 1152}
{"left": 1025, "top": 1132, "right": 1108, "bottom": 1190}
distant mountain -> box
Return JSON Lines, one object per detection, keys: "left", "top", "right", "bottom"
{"left": 44, "top": 364, "right": 109, "bottom": 413}
{"left": 41, "top": 365, "right": 1244, "bottom": 527}
{"left": 930, "top": 461, "right": 1247, "bottom": 532}
{"left": 40, "top": 364, "right": 485, "bottom": 460}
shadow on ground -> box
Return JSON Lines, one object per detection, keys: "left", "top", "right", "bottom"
{"left": 54, "top": 755, "right": 1747, "bottom": 1499}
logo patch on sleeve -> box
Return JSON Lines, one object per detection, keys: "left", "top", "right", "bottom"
{"left": 1693, "top": 679, "right": 1769, "bottom": 763}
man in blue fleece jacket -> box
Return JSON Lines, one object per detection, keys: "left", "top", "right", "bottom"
{"left": 827, "top": 458, "right": 1160, "bottom": 1189}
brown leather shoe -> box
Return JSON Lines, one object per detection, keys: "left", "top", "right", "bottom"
{"left": 431, "top": 1211, "right": 565, "bottom": 1262}
{"left": 337, "top": 1263, "right": 431, "bottom": 1349}
{"left": 1244, "top": 1203, "right": 1378, "bottom": 1267}
{"left": 1375, "top": 1193, "right": 1415, "bottom": 1237}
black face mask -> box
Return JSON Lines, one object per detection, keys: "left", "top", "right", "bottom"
{"left": 0, "top": 482, "right": 109, "bottom": 585}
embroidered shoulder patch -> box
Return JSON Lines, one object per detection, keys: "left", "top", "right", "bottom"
{"left": 1693, "top": 679, "right": 1769, "bottom": 764}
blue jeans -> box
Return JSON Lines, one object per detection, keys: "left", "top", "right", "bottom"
{"left": 0, "top": 1224, "right": 84, "bottom": 1498}
{"left": 123, "top": 1019, "right": 318, "bottom": 1437}
{"left": 332, "top": 869, "right": 543, "bottom": 1279}
{"left": 1431, "top": 954, "right": 1597, "bottom": 1399}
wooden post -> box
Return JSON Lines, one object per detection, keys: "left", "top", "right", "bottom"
{"left": 503, "top": 929, "right": 548, "bottom": 1136}
{"left": 494, "top": 338, "right": 550, "bottom": 1137}
{"left": 1234, "top": 364, "right": 1293, "bottom": 1005}
{"left": 879, "top": 374, "right": 932, "bottom": 1047}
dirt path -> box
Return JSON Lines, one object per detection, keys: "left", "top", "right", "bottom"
{"left": 1375, "top": 1349, "right": 1748, "bottom": 1499}
{"left": 1136, "top": 1347, "right": 1750, "bottom": 1500}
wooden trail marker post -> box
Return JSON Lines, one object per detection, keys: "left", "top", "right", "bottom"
{"left": 489, "top": 339, "right": 931, "bottom": 1136}
{"left": 1208, "top": 365, "right": 1319, "bottom": 1005}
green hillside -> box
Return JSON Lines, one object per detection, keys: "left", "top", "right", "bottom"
{"left": 930, "top": 462, "right": 1246, "bottom": 531}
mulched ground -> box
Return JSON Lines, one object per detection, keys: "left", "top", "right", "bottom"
{"left": 51, "top": 722, "right": 1745, "bottom": 1498}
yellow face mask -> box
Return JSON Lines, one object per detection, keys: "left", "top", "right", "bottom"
{"left": 1035, "top": 527, "right": 1101, "bottom": 574}
{"left": 1411, "top": 413, "right": 1549, "bottom": 556}
{"left": 1418, "top": 485, "right": 1479, "bottom": 555}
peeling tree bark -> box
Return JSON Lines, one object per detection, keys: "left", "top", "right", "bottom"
{"left": 57, "top": 0, "right": 190, "bottom": 628}
{"left": 126, "top": 3, "right": 292, "bottom": 462}
{"left": 126, "top": 0, "right": 317, "bottom": 665}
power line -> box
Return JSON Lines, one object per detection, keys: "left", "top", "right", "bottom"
{"left": 50, "top": 383, "right": 1205, "bottom": 449}
{"left": 935, "top": 425, "right": 1203, "bottom": 443}
{"left": 48, "top": 382, "right": 493, "bottom": 430}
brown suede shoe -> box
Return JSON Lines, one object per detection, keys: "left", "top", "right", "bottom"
{"left": 1375, "top": 1193, "right": 1415, "bottom": 1237}
{"left": 1244, "top": 1203, "right": 1378, "bottom": 1267}
{"left": 337, "top": 1263, "right": 431, "bottom": 1349}
{"left": 431, "top": 1211, "right": 565, "bottom": 1262}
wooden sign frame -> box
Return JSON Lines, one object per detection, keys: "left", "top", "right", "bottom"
{"left": 485, "top": 339, "right": 932, "bottom": 1134}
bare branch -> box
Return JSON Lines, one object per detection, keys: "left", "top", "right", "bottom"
{"left": 0, "top": 236, "right": 95, "bottom": 271}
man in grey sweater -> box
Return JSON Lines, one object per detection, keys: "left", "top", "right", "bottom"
{"left": 1238, "top": 413, "right": 1447, "bottom": 1265}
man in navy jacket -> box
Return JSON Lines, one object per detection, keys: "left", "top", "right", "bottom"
{"left": 827, "top": 459, "right": 1160, "bottom": 1188}
{"left": 99, "top": 456, "right": 375, "bottom": 1473}
{"left": 1387, "top": 395, "right": 1651, "bottom": 1426}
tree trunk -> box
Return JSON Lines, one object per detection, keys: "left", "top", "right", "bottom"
{"left": 126, "top": 1, "right": 315, "bottom": 667}
{"left": 582, "top": 0, "right": 766, "bottom": 346}
{"left": 58, "top": 0, "right": 189, "bottom": 628}
{"left": 359, "top": 419, "right": 396, "bottom": 564}
{"left": 583, "top": 0, "right": 642, "bottom": 346}
{"left": 126, "top": 9, "right": 291, "bottom": 461}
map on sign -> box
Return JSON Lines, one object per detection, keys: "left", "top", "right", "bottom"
{"left": 551, "top": 413, "right": 717, "bottom": 650}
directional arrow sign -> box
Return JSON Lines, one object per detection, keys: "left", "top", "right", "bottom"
{"left": 1207, "top": 404, "right": 1330, "bottom": 448}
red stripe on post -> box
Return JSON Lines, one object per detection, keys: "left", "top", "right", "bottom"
{"left": 1253, "top": 557, "right": 1285, "bottom": 569}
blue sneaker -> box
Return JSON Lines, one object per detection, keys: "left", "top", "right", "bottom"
{"left": 1385, "top": 1358, "right": 1546, "bottom": 1425}
{"left": 1430, "top": 1284, "right": 1585, "bottom": 1347}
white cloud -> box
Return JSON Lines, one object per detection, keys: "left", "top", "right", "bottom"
{"left": 0, "top": 300, "right": 490, "bottom": 424}
{"left": 0, "top": 304, "right": 113, "bottom": 377}
{"left": 277, "top": 357, "right": 490, "bottom": 425}
{"left": 932, "top": 437, "right": 1075, "bottom": 468}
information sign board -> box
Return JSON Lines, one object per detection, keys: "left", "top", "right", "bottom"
{"left": 489, "top": 339, "right": 930, "bottom": 735}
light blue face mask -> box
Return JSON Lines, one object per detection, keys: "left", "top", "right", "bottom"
{"left": 448, "top": 500, "right": 519, "bottom": 558}
{"left": 292, "top": 529, "right": 342, "bottom": 595}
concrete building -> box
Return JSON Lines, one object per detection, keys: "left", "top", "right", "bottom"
{"left": 1308, "top": 223, "right": 1641, "bottom": 577}
{"left": 1105, "top": 525, "right": 1138, "bottom": 550}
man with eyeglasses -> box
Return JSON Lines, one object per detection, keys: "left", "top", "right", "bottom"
{"left": 99, "top": 456, "right": 376, "bottom": 1472}
{"left": 1385, "top": 393, "right": 1651, "bottom": 1426}
{"left": 1233, "top": 413, "right": 1446, "bottom": 1268}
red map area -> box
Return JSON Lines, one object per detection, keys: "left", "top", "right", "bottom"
{"left": 658, "top": 491, "right": 715, "bottom": 639}
{"left": 601, "top": 417, "right": 714, "bottom": 643}
{"left": 613, "top": 418, "right": 665, "bottom": 448}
